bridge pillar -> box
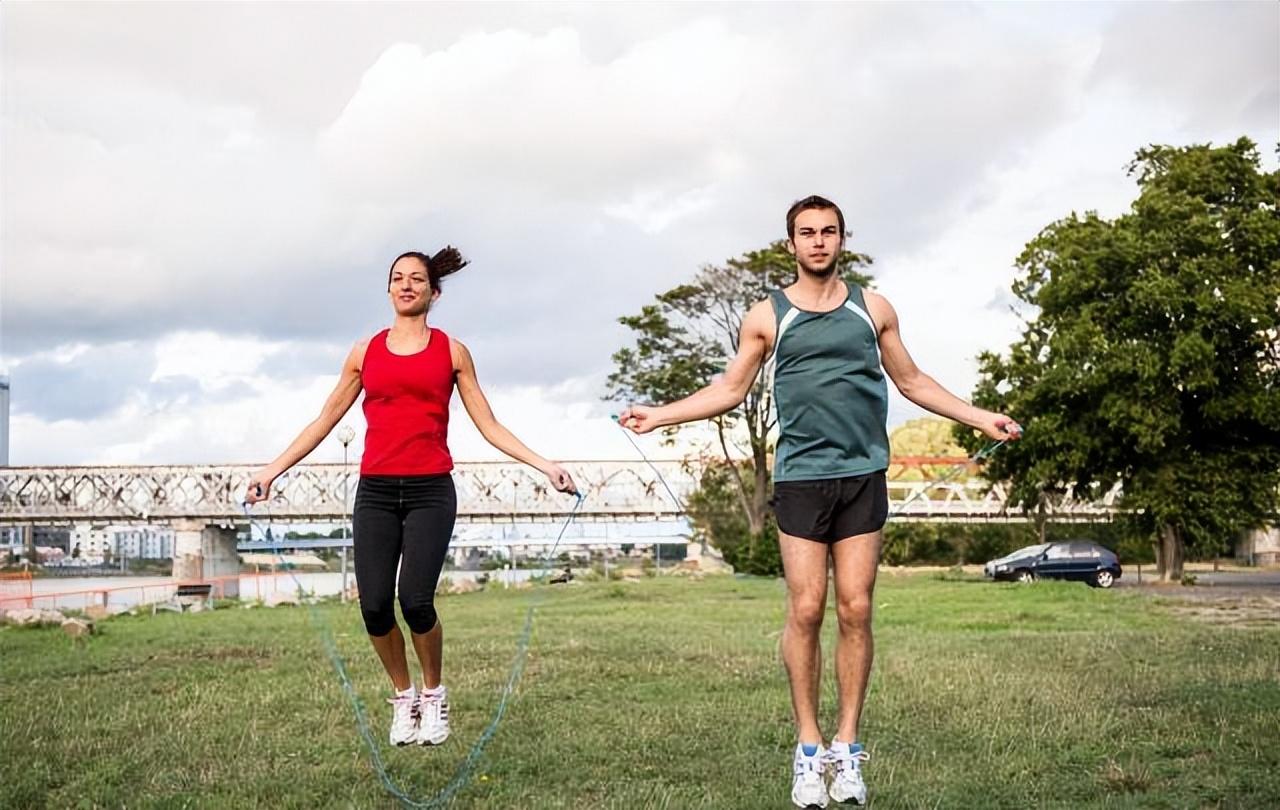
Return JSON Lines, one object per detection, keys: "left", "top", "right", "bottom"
{"left": 173, "top": 520, "right": 240, "bottom": 598}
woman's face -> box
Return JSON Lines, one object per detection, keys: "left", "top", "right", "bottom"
{"left": 388, "top": 256, "right": 437, "bottom": 316}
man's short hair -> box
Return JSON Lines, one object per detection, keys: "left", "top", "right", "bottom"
{"left": 786, "top": 195, "right": 846, "bottom": 239}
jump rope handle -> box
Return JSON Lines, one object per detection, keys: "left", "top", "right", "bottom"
{"left": 242, "top": 482, "right": 264, "bottom": 510}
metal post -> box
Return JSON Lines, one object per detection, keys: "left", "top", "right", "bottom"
{"left": 337, "top": 425, "right": 355, "bottom": 603}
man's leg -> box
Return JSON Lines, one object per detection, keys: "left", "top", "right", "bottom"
{"left": 829, "top": 529, "right": 882, "bottom": 744}
{"left": 779, "top": 532, "right": 832, "bottom": 746}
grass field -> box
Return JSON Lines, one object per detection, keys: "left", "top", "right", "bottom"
{"left": 2, "top": 573, "right": 1278, "bottom": 809}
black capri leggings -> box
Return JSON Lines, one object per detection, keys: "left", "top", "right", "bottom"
{"left": 352, "top": 474, "right": 457, "bottom": 636}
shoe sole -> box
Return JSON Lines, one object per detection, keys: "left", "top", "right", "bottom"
{"left": 829, "top": 792, "right": 866, "bottom": 806}
{"left": 418, "top": 731, "right": 449, "bottom": 746}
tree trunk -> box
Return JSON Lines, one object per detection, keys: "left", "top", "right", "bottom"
{"left": 1156, "top": 523, "right": 1185, "bottom": 582}
{"left": 715, "top": 418, "right": 763, "bottom": 537}
{"left": 752, "top": 444, "right": 770, "bottom": 535}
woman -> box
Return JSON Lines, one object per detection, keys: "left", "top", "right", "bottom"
{"left": 246, "top": 247, "right": 577, "bottom": 747}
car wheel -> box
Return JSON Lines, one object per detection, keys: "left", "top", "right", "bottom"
{"left": 1093, "top": 570, "right": 1115, "bottom": 589}
{"left": 1016, "top": 569, "right": 1035, "bottom": 584}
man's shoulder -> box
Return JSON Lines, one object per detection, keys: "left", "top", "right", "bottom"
{"left": 748, "top": 296, "right": 783, "bottom": 323}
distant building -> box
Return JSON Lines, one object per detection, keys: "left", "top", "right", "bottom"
{"left": 107, "top": 525, "right": 174, "bottom": 560}
{"left": 69, "top": 524, "right": 115, "bottom": 564}
{"left": 1238, "top": 527, "right": 1280, "bottom": 567}
{"left": 33, "top": 526, "right": 70, "bottom": 551}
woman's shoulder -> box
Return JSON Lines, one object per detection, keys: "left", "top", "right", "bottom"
{"left": 349, "top": 330, "right": 385, "bottom": 368}
{"left": 440, "top": 331, "right": 480, "bottom": 374}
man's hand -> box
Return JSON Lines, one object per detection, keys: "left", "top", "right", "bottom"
{"left": 976, "top": 413, "right": 1022, "bottom": 442}
{"left": 618, "top": 405, "right": 662, "bottom": 435}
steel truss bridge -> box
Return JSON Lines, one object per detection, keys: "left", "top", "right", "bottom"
{"left": 0, "top": 460, "right": 1119, "bottom": 527}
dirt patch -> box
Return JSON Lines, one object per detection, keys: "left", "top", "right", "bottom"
{"left": 144, "top": 645, "right": 276, "bottom": 666}
{"left": 1160, "top": 596, "right": 1280, "bottom": 627}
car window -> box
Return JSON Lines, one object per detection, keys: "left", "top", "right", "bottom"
{"left": 1068, "top": 542, "right": 1101, "bottom": 559}
{"left": 1044, "top": 544, "right": 1071, "bottom": 559}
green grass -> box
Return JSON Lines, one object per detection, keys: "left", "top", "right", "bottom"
{"left": 2, "top": 575, "right": 1277, "bottom": 809}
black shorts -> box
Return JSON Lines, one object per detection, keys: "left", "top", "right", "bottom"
{"left": 771, "top": 471, "right": 888, "bottom": 543}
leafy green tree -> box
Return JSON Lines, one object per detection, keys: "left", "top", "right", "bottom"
{"left": 963, "top": 138, "right": 1280, "bottom": 581}
{"left": 608, "top": 241, "right": 872, "bottom": 540}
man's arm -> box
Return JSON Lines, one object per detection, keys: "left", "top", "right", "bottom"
{"left": 620, "top": 300, "right": 774, "bottom": 433}
{"left": 866, "top": 290, "right": 1020, "bottom": 441}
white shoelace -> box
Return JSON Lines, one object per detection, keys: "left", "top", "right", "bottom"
{"left": 824, "top": 747, "right": 870, "bottom": 774}
{"left": 388, "top": 694, "right": 417, "bottom": 727}
{"left": 794, "top": 749, "right": 826, "bottom": 778}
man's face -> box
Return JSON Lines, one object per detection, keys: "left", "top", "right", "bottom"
{"left": 788, "top": 208, "right": 843, "bottom": 276}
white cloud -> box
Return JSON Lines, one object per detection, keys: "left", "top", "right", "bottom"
{"left": 150, "top": 331, "right": 283, "bottom": 389}
{"left": 3, "top": 3, "right": 1276, "bottom": 465}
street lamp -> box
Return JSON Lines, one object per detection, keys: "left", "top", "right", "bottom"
{"left": 336, "top": 424, "right": 356, "bottom": 602}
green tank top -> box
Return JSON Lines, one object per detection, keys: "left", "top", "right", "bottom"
{"left": 767, "top": 284, "right": 890, "bottom": 482}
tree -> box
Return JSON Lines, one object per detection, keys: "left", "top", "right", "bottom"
{"left": 962, "top": 138, "right": 1280, "bottom": 581}
{"left": 684, "top": 457, "right": 782, "bottom": 575}
{"left": 888, "top": 417, "right": 974, "bottom": 482}
{"left": 608, "top": 241, "right": 873, "bottom": 543}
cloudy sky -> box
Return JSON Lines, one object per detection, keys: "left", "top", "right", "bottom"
{"left": 2, "top": 2, "right": 1276, "bottom": 467}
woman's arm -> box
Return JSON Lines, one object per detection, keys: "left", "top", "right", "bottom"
{"left": 246, "top": 340, "right": 367, "bottom": 502}
{"left": 452, "top": 338, "right": 577, "bottom": 493}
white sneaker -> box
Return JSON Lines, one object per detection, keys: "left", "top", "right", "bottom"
{"left": 387, "top": 689, "right": 418, "bottom": 746}
{"left": 826, "top": 740, "right": 869, "bottom": 805}
{"left": 415, "top": 685, "right": 450, "bottom": 745}
{"left": 791, "top": 743, "right": 829, "bottom": 809}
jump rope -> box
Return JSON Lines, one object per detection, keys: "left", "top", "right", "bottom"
{"left": 242, "top": 420, "right": 1016, "bottom": 808}
{"left": 243, "top": 483, "right": 583, "bottom": 809}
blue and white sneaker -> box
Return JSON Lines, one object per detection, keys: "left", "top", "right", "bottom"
{"left": 826, "top": 740, "right": 869, "bottom": 804}
{"left": 792, "top": 742, "right": 829, "bottom": 808}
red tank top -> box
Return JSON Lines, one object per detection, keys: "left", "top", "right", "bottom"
{"left": 359, "top": 327, "right": 455, "bottom": 476}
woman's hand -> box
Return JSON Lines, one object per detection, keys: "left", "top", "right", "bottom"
{"left": 245, "top": 470, "right": 276, "bottom": 505}
{"left": 543, "top": 463, "right": 578, "bottom": 495}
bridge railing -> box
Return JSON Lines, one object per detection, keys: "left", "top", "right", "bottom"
{"left": 0, "top": 461, "right": 696, "bottom": 523}
{"left": 0, "top": 460, "right": 1121, "bottom": 524}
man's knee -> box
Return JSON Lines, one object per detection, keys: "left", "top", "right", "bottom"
{"left": 835, "top": 594, "right": 872, "bottom": 632}
{"left": 787, "top": 593, "right": 826, "bottom": 632}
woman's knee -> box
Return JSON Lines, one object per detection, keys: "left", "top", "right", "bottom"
{"left": 360, "top": 597, "right": 397, "bottom": 636}
{"left": 398, "top": 591, "right": 438, "bottom": 635}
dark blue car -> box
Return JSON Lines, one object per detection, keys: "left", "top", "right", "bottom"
{"left": 984, "top": 541, "right": 1122, "bottom": 588}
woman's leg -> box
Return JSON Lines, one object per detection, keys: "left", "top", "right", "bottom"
{"left": 397, "top": 475, "right": 457, "bottom": 688}
{"left": 353, "top": 478, "right": 412, "bottom": 690}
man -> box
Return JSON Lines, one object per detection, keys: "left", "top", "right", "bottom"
{"left": 620, "top": 196, "right": 1019, "bottom": 807}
